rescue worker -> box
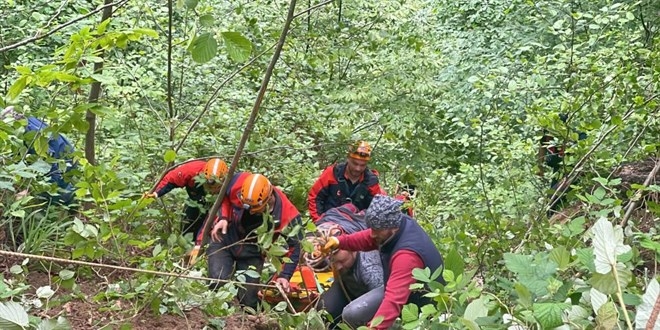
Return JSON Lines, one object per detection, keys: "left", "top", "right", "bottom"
{"left": 1, "top": 106, "right": 77, "bottom": 205}
{"left": 144, "top": 158, "right": 228, "bottom": 238}
{"left": 537, "top": 113, "right": 587, "bottom": 214}
{"left": 206, "top": 173, "right": 303, "bottom": 309}
{"left": 394, "top": 184, "right": 416, "bottom": 218}
{"left": 308, "top": 141, "right": 383, "bottom": 222}
{"left": 307, "top": 204, "right": 384, "bottom": 329}
{"left": 322, "top": 195, "right": 445, "bottom": 329}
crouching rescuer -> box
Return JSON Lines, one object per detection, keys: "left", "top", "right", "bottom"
{"left": 205, "top": 173, "right": 303, "bottom": 309}
{"left": 322, "top": 195, "right": 445, "bottom": 329}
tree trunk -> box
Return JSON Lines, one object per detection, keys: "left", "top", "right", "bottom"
{"left": 85, "top": 0, "right": 114, "bottom": 165}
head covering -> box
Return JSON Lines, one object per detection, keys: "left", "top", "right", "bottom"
{"left": 365, "top": 194, "right": 404, "bottom": 230}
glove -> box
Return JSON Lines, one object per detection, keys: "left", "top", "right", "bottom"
{"left": 143, "top": 192, "right": 158, "bottom": 199}
{"left": 321, "top": 236, "right": 339, "bottom": 255}
{"left": 188, "top": 245, "right": 201, "bottom": 265}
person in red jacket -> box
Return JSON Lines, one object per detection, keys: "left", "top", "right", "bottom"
{"left": 206, "top": 173, "right": 303, "bottom": 309}
{"left": 322, "top": 195, "right": 445, "bottom": 329}
{"left": 394, "top": 184, "right": 415, "bottom": 218}
{"left": 144, "top": 158, "right": 228, "bottom": 239}
{"left": 308, "top": 141, "right": 384, "bottom": 222}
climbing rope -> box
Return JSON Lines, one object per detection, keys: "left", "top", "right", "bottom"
{"left": 0, "top": 250, "right": 280, "bottom": 290}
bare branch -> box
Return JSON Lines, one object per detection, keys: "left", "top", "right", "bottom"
{"left": 0, "top": 0, "right": 130, "bottom": 53}
{"left": 293, "top": 0, "right": 334, "bottom": 19}
{"left": 199, "top": 0, "right": 300, "bottom": 247}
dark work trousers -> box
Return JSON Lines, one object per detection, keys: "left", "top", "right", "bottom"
{"left": 317, "top": 283, "right": 384, "bottom": 329}
{"left": 183, "top": 203, "right": 208, "bottom": 239}
{"left": 207, "top": 240, "right": 264, "bottom": 309}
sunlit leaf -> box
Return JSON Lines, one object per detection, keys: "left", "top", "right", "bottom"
{"left": 221, "top": 31, "right": 252, "bottom": 63}
{"left": 635, "top": 278, "right": 659, "bottom": 329}
{"left": 464, "top": 296, "right": 487, "bottom": 321}
{"left": 401, "top": 303, "right": 418, "bottom": 323}
{"left": 7, "top": 76, "right": 28, "bottom": 101}
{"left": 0, "top": 301, "right": 29, "bottom": 330}
{"left": 589, "top": 288, "right": 608, "bottom": 314}
{"left": 592, "top": 217, "right": 630, "bottom": 274}
{"left": 163, "top": 149, "right": 176, "bottom": 163}
{"left": 58, "top": 269, "right": 75, "bottom": 281}
{"left": 36, "top": 286, "right": 55, "bottom": 299}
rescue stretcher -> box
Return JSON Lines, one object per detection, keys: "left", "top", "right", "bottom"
{"left": 261, "top": 265, "right": 334, "bottom": 312}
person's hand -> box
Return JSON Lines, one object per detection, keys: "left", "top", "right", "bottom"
{"left": 143, "top": 192, "right": 157, "bottom": 199}
{"left": 15, "top": 189, "right": 29, "bottom": 200}
{"left": 274, "top": 277, "right": 290, "bottom": 293}
{"left": 321, "top": 237, "right": 339, "bottom": 254}
{"left": 188, "top": 245, "right": 201, "bottom": 265}
{"left": 211, "top": 219, "right": 229, "bottom": 242}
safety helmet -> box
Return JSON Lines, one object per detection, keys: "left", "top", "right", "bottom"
{"left": 348, "top": 140, "right": 372, "bottom": 161}
{"left": 204, "top": 158, "right": 228, "bottom": 181}
{"left": 238, "top": 174, "right": 273, "bottom": 214}
{"left": 203, "top": 158, "right": 228, "bottom": 192}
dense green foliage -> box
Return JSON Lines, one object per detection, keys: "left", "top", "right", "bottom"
{"left": 1, "top": 0, "right": 659, "bottom": 328}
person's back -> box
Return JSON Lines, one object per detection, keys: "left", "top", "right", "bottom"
{"left": 3, "top": 107, "right": 77, "bottom": 205}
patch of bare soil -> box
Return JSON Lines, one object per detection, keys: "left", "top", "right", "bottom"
{"left": 11, "top": 269, "right": 209, "bottom": 330}
{"left": 223, "top": 313, "right": 280, "bottom": 330}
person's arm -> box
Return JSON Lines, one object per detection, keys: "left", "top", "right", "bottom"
{"left": 154, "top": 165, "right": 195, "bottom": 197}
{"left": 369, "top": 250, "right": 424, "bottom": 330}
{"left": 307, "top": 166, "right": 334, "bottom": 222}
{"left": 279, "top": 216, "right": 303, "bottom": 280}
{"left": 358, "top": 251, "right": 384, "bottom": 290}
{"left": 537, "top": 133, "right": 548, "bottom": 177}
{"left": 337, "top": 229, "right": 378, "bottom": 251}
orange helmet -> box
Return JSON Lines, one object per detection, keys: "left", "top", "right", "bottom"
{"left": 348, "top": 140, "right": 372, "bottom": 161}
{"left": 239, "top": 174, "right": 273, "bottom": 214}
{"left": 203, "top": 159, "right": 228, "bottom": 192}
{"left": 204, "top": 158, "right": 228, "bottom": 180}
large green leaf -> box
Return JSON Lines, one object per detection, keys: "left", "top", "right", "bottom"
{"left": 589, "top": 262, "right": 632, "bottom": 294}
{"left": 575, "top": 248, "right": 596, "bottom": 272}
{"left": 533, "top": 302, "right": 569, "bottom": 329}
{"left": 0, "top": 301, "right": 30, "bottom": 330}
{"left": 184, "top": 0, "right": 198, "bottom": 10}
{"left": 595, "top": 302, "right": 618, "bottom": 329}
{"left": 464, "top": 296, "right": 488, "bottom": 321}
{"left": 221, "top": 31, "right": 252, "bottom": 63}
{"left": 7, "top": 76, "right": 28, "bottom": 101}
{"left": 199, "top": 14, "right": 215, "bottom": 27}
{"left": 188, "top": 33, "right": 218, "bottom": 64}
{"left": 35, "top": 316, "right": 71, "bottom": 330}
{"left": 401, "top": 303, "right": 418, "bottom": 323}
{"left": 548, "top": 246, "right": 570, "bottom": 270}
{"left": 444, "top": 248, "right": 464, "bottom": 275}
{"left": 514, "top": 282, "right": 532, "bottom": 308}
{"left": 503, "top": 253, "right": 532, "bottom": 274}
